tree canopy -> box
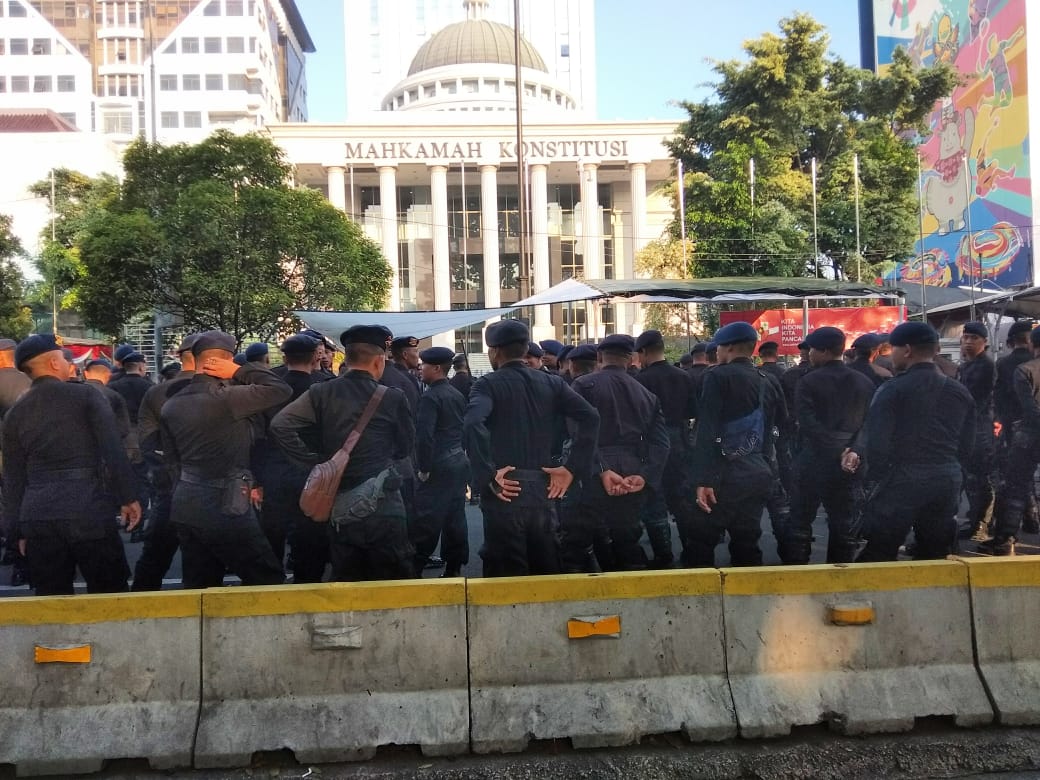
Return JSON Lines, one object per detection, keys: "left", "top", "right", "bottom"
{"left": 0, "top": 215, "right": 31, "bottom": 340}
{"left": 669, "top": 13, "right": 957, "bottom": 281}
{"left": 72, "top": 131, "right": 390, "bottom": 342}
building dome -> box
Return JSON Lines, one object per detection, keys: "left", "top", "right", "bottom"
{"left": 407, "top": 1, "right": 547, "bottom": 76}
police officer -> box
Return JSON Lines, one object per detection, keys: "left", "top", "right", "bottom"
{"left": 992, "top": 320, "right": 1037, "bottom": 538}
{"left": 689, "top": 322, "right": 786, "bottom": 567}
{"left": 0, "top": 338, "right": 31, "bottom": 583}
{"left": 245, "top": 342, "right": 270, "bottom": 366}
{"left": 849, "top": 334, "right": 892, "bottom": 387}
{"left": 108, "top": 350, "right": 152, "bottom": 425}
{"left": 160, "top": 330, "right": 289, "bottom": 588}
{"left": 449, "top": 354, "right": 474, "bottom": 398}
{"left": 780, "top": 340, "right": 812, "bottom": 419}
{"left": 387, "top": 336, "right": 422, "bottom": 408}
{"left": 83, "top": 358, "right": 139, "bottom": 462}
{"left": 131, "top": 334, "right": 197, "bottom": 591}
{"left": 525, "top": 341, "right": 544, "bottom": 370}
{"left": 956, "top": 322, "right": 996, "bottom": 540}
{"left": 411, "top": 346, "right": 469, "bottom": 577}
{"left": 2, "top": 335, "right": 141, "bottom": 595}
{"left": 634, "top": 329, "right": 696, "bottom": 568}
{"left": 539, "top": 340, "right": 564, "bottom": 373}
{"left": 781, "top": 327, "right": 875, "bottom": 564}
{"left": 757, "top": 341, "right": 785, "bottom": 379}
{"left": 464, "top": 320, "right": 599, "bottom": 576}
{"left": 845, "top": 322, "right": 975, "bottom": 561}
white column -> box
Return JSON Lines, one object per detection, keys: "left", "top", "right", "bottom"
{"left": 529, "top": 163, "right": 552, "bottom": 339}
{"left": 378, "top": 165, "right": 400, "bottom": 311}
{"left": 629, "top": 162, "right": 649, "bottom": 262}
{"left": 480, "top": 164, "right": 501, "bottom": 309}
{"left": 430, "top": 164, "right": 453, "bottom": 349}
{"left": 582, "top": 162, "right": 601, "bottom": 280}
{"left": 326, "top": 165, "right": 346, "bottom": 212}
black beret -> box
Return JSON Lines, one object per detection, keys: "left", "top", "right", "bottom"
{"left": 706, "top": 341, "right": 718, "bottom": 353}
{"left": 122, "top": 351, "right": 146, "bottom": 364}
{"left": 341, "top": 325, "right": 393, "bottom": 350}
{"left": 114, "top": 344, "right": 136, "bottom": 362}
{"left": 851, "top": 333, "right": 882, "bottom": 351}
{"left": 526, "top": 342, "right": 544, "bottom": 358}
{"left": 758, "top": 341, "right": 779, "bottom": 354}
{"left": 420, "top": 346, "right": 455, "bottom": 365}
{"left": 539, "top": 339, "right": 564, "bottom": 356}
{"left": 485, "top": 319, "right": 529, "bottom": 348}
{"left": 962, "top": 322, "right": 988, "bottom": 339}
{"left": 634, "top": 330, "right": 664, "bottom": 351}
{"left": 1008, "top": 320, "right": 1034, "bottom": 339}
{"left": 557, "top": 345, "right": 573, "bottom": 362}
{"left": 713, "top": 322, "right": 759, "bottom": 346}
{"left": 192, "top": 330, "right": 238, "bottom": 356}
{"left": 390, "top": 336, "right": 419, "bottom": 353}
{"left": 889, "top": 322, "right": 939, "bottom": 347}
{"left": 598, "top": 334, "right": 636, "bottom": 354}
{"left": 679, "top": 353, "right": 693, "bottom": 365}
{"left": 0, "top": 338, "right": 16, "bottom": 351}
{"left": 690, "top": 342, "right": 707, "bottom": 355}
{"left": 244, "top": 342, "right": 269, "bottom": 361}
{"left": 797, "top": 340, "right": 810, "bottom": 350}
{"left": 232, "top": 354, "right": 247, "bottom": 365}
{"left": 160, "top": 361, "right": 181, "bottom": 376}
{"left": 84, "top": 357, "right": 113, "bottom": 370}
{"left": 15, "top": 334, "right": 63, "bottom": 369}
{"left": 568, "top": 344, "right": 598, "bottom": 362}
{"left": 300, "top": 328, "right": 324, "bottom": 341}
{"left": 804, "top": 326, "right": 845, "bottom": 353}
{"left": 280, "top": 334, "right": 319, "bottom": 356}
{"left": 176, "top": 333, "right": 199, "bottom": 354}
{"left": 452, "top": 353, "right": 468, "bottom": 366}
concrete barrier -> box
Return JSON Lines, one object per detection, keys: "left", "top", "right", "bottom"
{"left": 965, "top": 557, "right": 1040, "bottom": 725}
{"left": 722, "top": 561, "right": 993, "bottom": 738}
{"left": 467, "top": 570, "right": 736, "bottom": 753}
{"left": 0, "top": 592, "right": 201, "bottom": 777}
{"left": 194, "top": 580, "right": 469, "bottom": 767}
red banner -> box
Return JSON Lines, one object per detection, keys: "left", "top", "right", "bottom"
{"left": 719, "top": 307, "right": 904, "bottom": 356}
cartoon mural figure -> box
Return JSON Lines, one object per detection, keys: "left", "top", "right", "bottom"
{"left": 926, "top": 103, "right": 975, "bottom": 235}
{"left": 968, "top": 0, "right": 992, "bottom": 42}
{"left": 890, "top": 0, "right": 918, "bottom": 31}
{"left": 979, "top": 27, "right": 1025, "bottom": 109}
{"left": 932, "top": 13, "right": 960, "bottom": 64}
{"left": 976, "top": 122, "right": 1016, "bottom": 197}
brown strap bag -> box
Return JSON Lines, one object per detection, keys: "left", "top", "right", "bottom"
{"left": 299, "top": 385, "right": 387, "bottom": 522}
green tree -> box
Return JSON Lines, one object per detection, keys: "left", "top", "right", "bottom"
{"left": 0, "top": 215, "right": 32, "bottom": 339}
{"left": 669, "top": 14, "right": 957, "bottom": 281}
{"left": 78, "top": 131, "right": 391, "bottom": 342}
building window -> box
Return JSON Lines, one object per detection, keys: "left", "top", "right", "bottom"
{"left": 159, "top": 74, "right": 177, "bottom": 91}
{"left": 227, "top": 74, "right": 246, "bottom": 90}
{"left": 249, "top": 37, "right": 256, "bottom": 53}
{"left": 561, "top": 43, "right": 570, "bottom": 57}
{"left": 160, "top": 111, "right": 179, "bottom": 128}
{"left": 33, "top": 75, "right": 51, "bottom": 92}
{"left": 57, "top": 74, "right": 75, "bottom": 92}
{"left": 10, "top": 38, "right": 28, "bottom": 55}
{"left": 206, "top": 73, "right": 223, "bottom": 90}
{"left": 0, "top": 41, "right": 5, "bottom": 55}
{"left": 227, "top": 36, "right": 244, "bottom": 53}
{"left": 0, "top": 77, "right": 6, "bottom": 93}
{"left": 59, "top": 112, "right": 76, "bottom": 127}
{"left": 8, "top": 1, "right": 27, "bottom": 17}
{"left": 183, "top": 111, "right": 203, "bottom": 128}
{"left": 560, "top": 239, "right": 583, "bottom": 280}
{"left": 103, "top": 110, "right": 132, "bottom": 134}
{"left": 10, "top": 75, "right": 29, "bottom": 92}
{"left": 32, "top": 38, "right": 52, "bottom": 55}
{"left": 226, "top": 0, "right": 243, "bottom": 14}
{"left": 203, "top": 0, "right": 220, "bottom": 15}
{"left": 204, "top": 37, "right": 222, "bottom": 54}
{"left": 181, "top": 37, "right": 199, "bottom": 53}
{"left": 182, "top": 74, "right": 200, "bottom": 90}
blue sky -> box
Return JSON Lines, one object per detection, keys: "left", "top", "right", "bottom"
{"left": 294, "top": 0, "right": 866, "bottom": 122}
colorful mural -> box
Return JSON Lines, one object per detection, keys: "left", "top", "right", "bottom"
{"left": 874, "top": 0, "right": 1033, "bottom": 288}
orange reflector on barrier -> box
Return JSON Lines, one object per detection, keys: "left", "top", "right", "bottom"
{"left": 828, "top": 603, "right": 875, "bottom": 626}
{"left": 34, "top": 645, "right": 91, "bottom": 664}
{"left": 567, "top": 615, "right": 621, "bottom": 639}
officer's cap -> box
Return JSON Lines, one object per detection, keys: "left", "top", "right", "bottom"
{"left": 888, "top": 322, "right": 939, "bottom": 347}
{"left": 797, "top": 340, "right": 810, "bottom": 351}
{"left": 0, "top": 338, "right": 16, "bottom": 351}
{"left": 122, "top": 351, "right": 146, "bottom": 365}
{"left": 962, "top": 322, "right": 988, "bottom": 339}
{"left": 597, "top": 334, "right": 636, "bottom": 354}
{"left": 1008, "top": 320, "right": 1034, "bottom": 340}
{"left": 804, "top": 326, "right": 845, "bottom": 353}
{"left": 340, "top": 325, "right": 393, "bottom": 350}
{"left": 114, "top": 343, "right": 136, "bottom": 362}
{"left": 232, "top": 354, "right": 247, "bottom": 365}
{"left": 526, "top": 342, "right": 544, "bottom": 358}
{"left": 14, "top": 334, "right": 62, "bottom": 370}
{"left": 420, "top": 346, "right": 455, "bottom": 366}
{"left": 690, "top": 342, "right": 707, "bottom": 355}
{"left": 280, "top": 334, "right": 319, "bottom": 357}
{"left": 713, "top": 321, "right": 759, "bottom": 346}
{"left": 160, "top": 361, "right": 181, "bottom": 377}
{"left": 84, "top": 357, "right": 113, "bottom": 371}
{"left": 485, "top": 319, "right": 529, "bottom": 348}
{"left": 176, "top": 333, "right": 199, "bottom": 354}
{"left": 568, "top": 344, "right": 598, "bottom": 362}
{"left": 452, "top": 353, "right": 468, "bottom": 367}
{"left": 191, "top": 330, "right": 238, "bottom": 356}
{"left": 557, "top": 345, "right": 573, "bottom": 362}
{"left": 390, "top": 336, "right": 419, "bottom": 354}
{"left": 538, "top": 339, "right": 564, "bottom": 356}
{"left": 634, "top": 330, "right": 664, "bottom": 351}
{"left": 679, "top": 353, "right": 694, "bottom": 366}
{"left": 758, "top": 340, "right": 779, "bottom": 354}
{"left": 851, "top": 333, "right": 882, "bottom": 351}
{"left": 1031, "top": 327, "right": 1040, "bottom": 348}
{"left": 706, "top": 341, "right": 718, "bottom": 353}
{"left": 244, "top": 342, "right": 269, "bottom": 361}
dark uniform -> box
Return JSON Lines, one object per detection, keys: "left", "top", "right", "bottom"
{"left": 161, "top": 332, "right": 289, "bottom": 588}
{"left": 449, "top": 369, "right": 474, "bottom": 398}
{"left": 782, "top": 328, "right": 875, "bottom": 564}
{"left": 688, "top": 323, "right": 785, "bottom": 567}
{"left": 411, "top": 347, "right": 469, "bottom": 577}
{"left": 464, "top": 321, "right": 599, "bottom": 577}
{"left": 955, "top": 328, "right": 996, "bottom": 538}
{"left": 992, "top": 331, "right": 1036, "bottom": 536}
{"left": 107, "top": 366, "right": 152, "bottom": 426}
{"left": 2, "top": 338, "right": 138, "bottom": 595}
{"left": 270, "top": 326, "right": 415, "bottom": 581}
{"left": 854, "top": 324, "right": 975, "bottom": 561}
{"left": 569, "top": 346, "right": 669, "bottom": 572}
{"left": 0, "top": 353, "right": 31, "bottom": 581}
{"left": 85, "top": 378, "right": 137, "bottom": 459}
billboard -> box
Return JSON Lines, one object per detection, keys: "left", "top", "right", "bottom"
{"left": 873, "top": 0, "right": 1032, "bottom": 288}
{"left": 719, "top": 307, "right": 904, "bottom": 356}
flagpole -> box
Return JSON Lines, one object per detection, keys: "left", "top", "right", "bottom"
{"left": 853, "top": 153, "right": 861, "bottom": 282}
{"left": 811, "top": 157, "right": 820, "bottom": 278}
{"left": 749, "top": 157, "right": 755, "bottom": 244}
{"left": 678, "top": 159, "right": 690, "bottom": 348}
{"left": 963, "top": 155, "right": 977, "bottom": 320}
{"left": 917, "top": 152, "right": 928, "bottom": 319}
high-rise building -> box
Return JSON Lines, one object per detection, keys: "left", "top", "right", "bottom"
{"left": 0, "top": 0, "right": 314, "bottom": 142}
{"left": 343, "top": 0, "right": 595, "bottom": 118}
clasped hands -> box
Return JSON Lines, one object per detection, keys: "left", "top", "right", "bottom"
{"left": 490, "top": 465, "right": 574, "bottom": 503}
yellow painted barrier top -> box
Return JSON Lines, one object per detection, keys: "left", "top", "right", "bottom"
{"left": 467, "top": 570, "right": 721, "bottom": 606}
{"left": 203, "top": 580, "right": 466, "bottom": 617}
{"left": 0, "top": 591, "right": 201, "bottom": 626}
{"left": 722, "top": 561, "right": 967, "bottom": 596}
{"left": 961, "top": 557, "right": 1040, "bottom": 588}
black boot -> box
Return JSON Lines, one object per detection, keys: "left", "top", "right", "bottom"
{"left": 643, "top": 517, "right": 674, "bottom": 569}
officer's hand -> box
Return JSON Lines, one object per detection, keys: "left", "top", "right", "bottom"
{"left": 417, "top": 471, "right": 430, "bottom": 483}
{"left": 17, "top": 539, "right": 26, "bottom": 558}
{"left": 994, "top": 421, "right": 1003, "bottom": 438}
{"left": 601, "top": 470, "right": 627, "bottom": 496}
{"left": 250, "top": 486, "right": 264, "bottom": 510}
{"left": 542, "top": 465, "right": 573, "bottom": 499}
{"left": 622, "top": 475, "right": 646, "bottom": 494}
{"left": 491, "top": 466, "right": 521, "bottom": 502}
{"left": 841, "top": 448, "right": 861, "bottom": 474}
{"left": 121, "top": 501, "right": 143, "bottom": 531}
{"left": 201, "top": 356, "right": 241, "bottom": 380}
{"left": 696, "top": 486, "right": 717, "bottom": 513}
